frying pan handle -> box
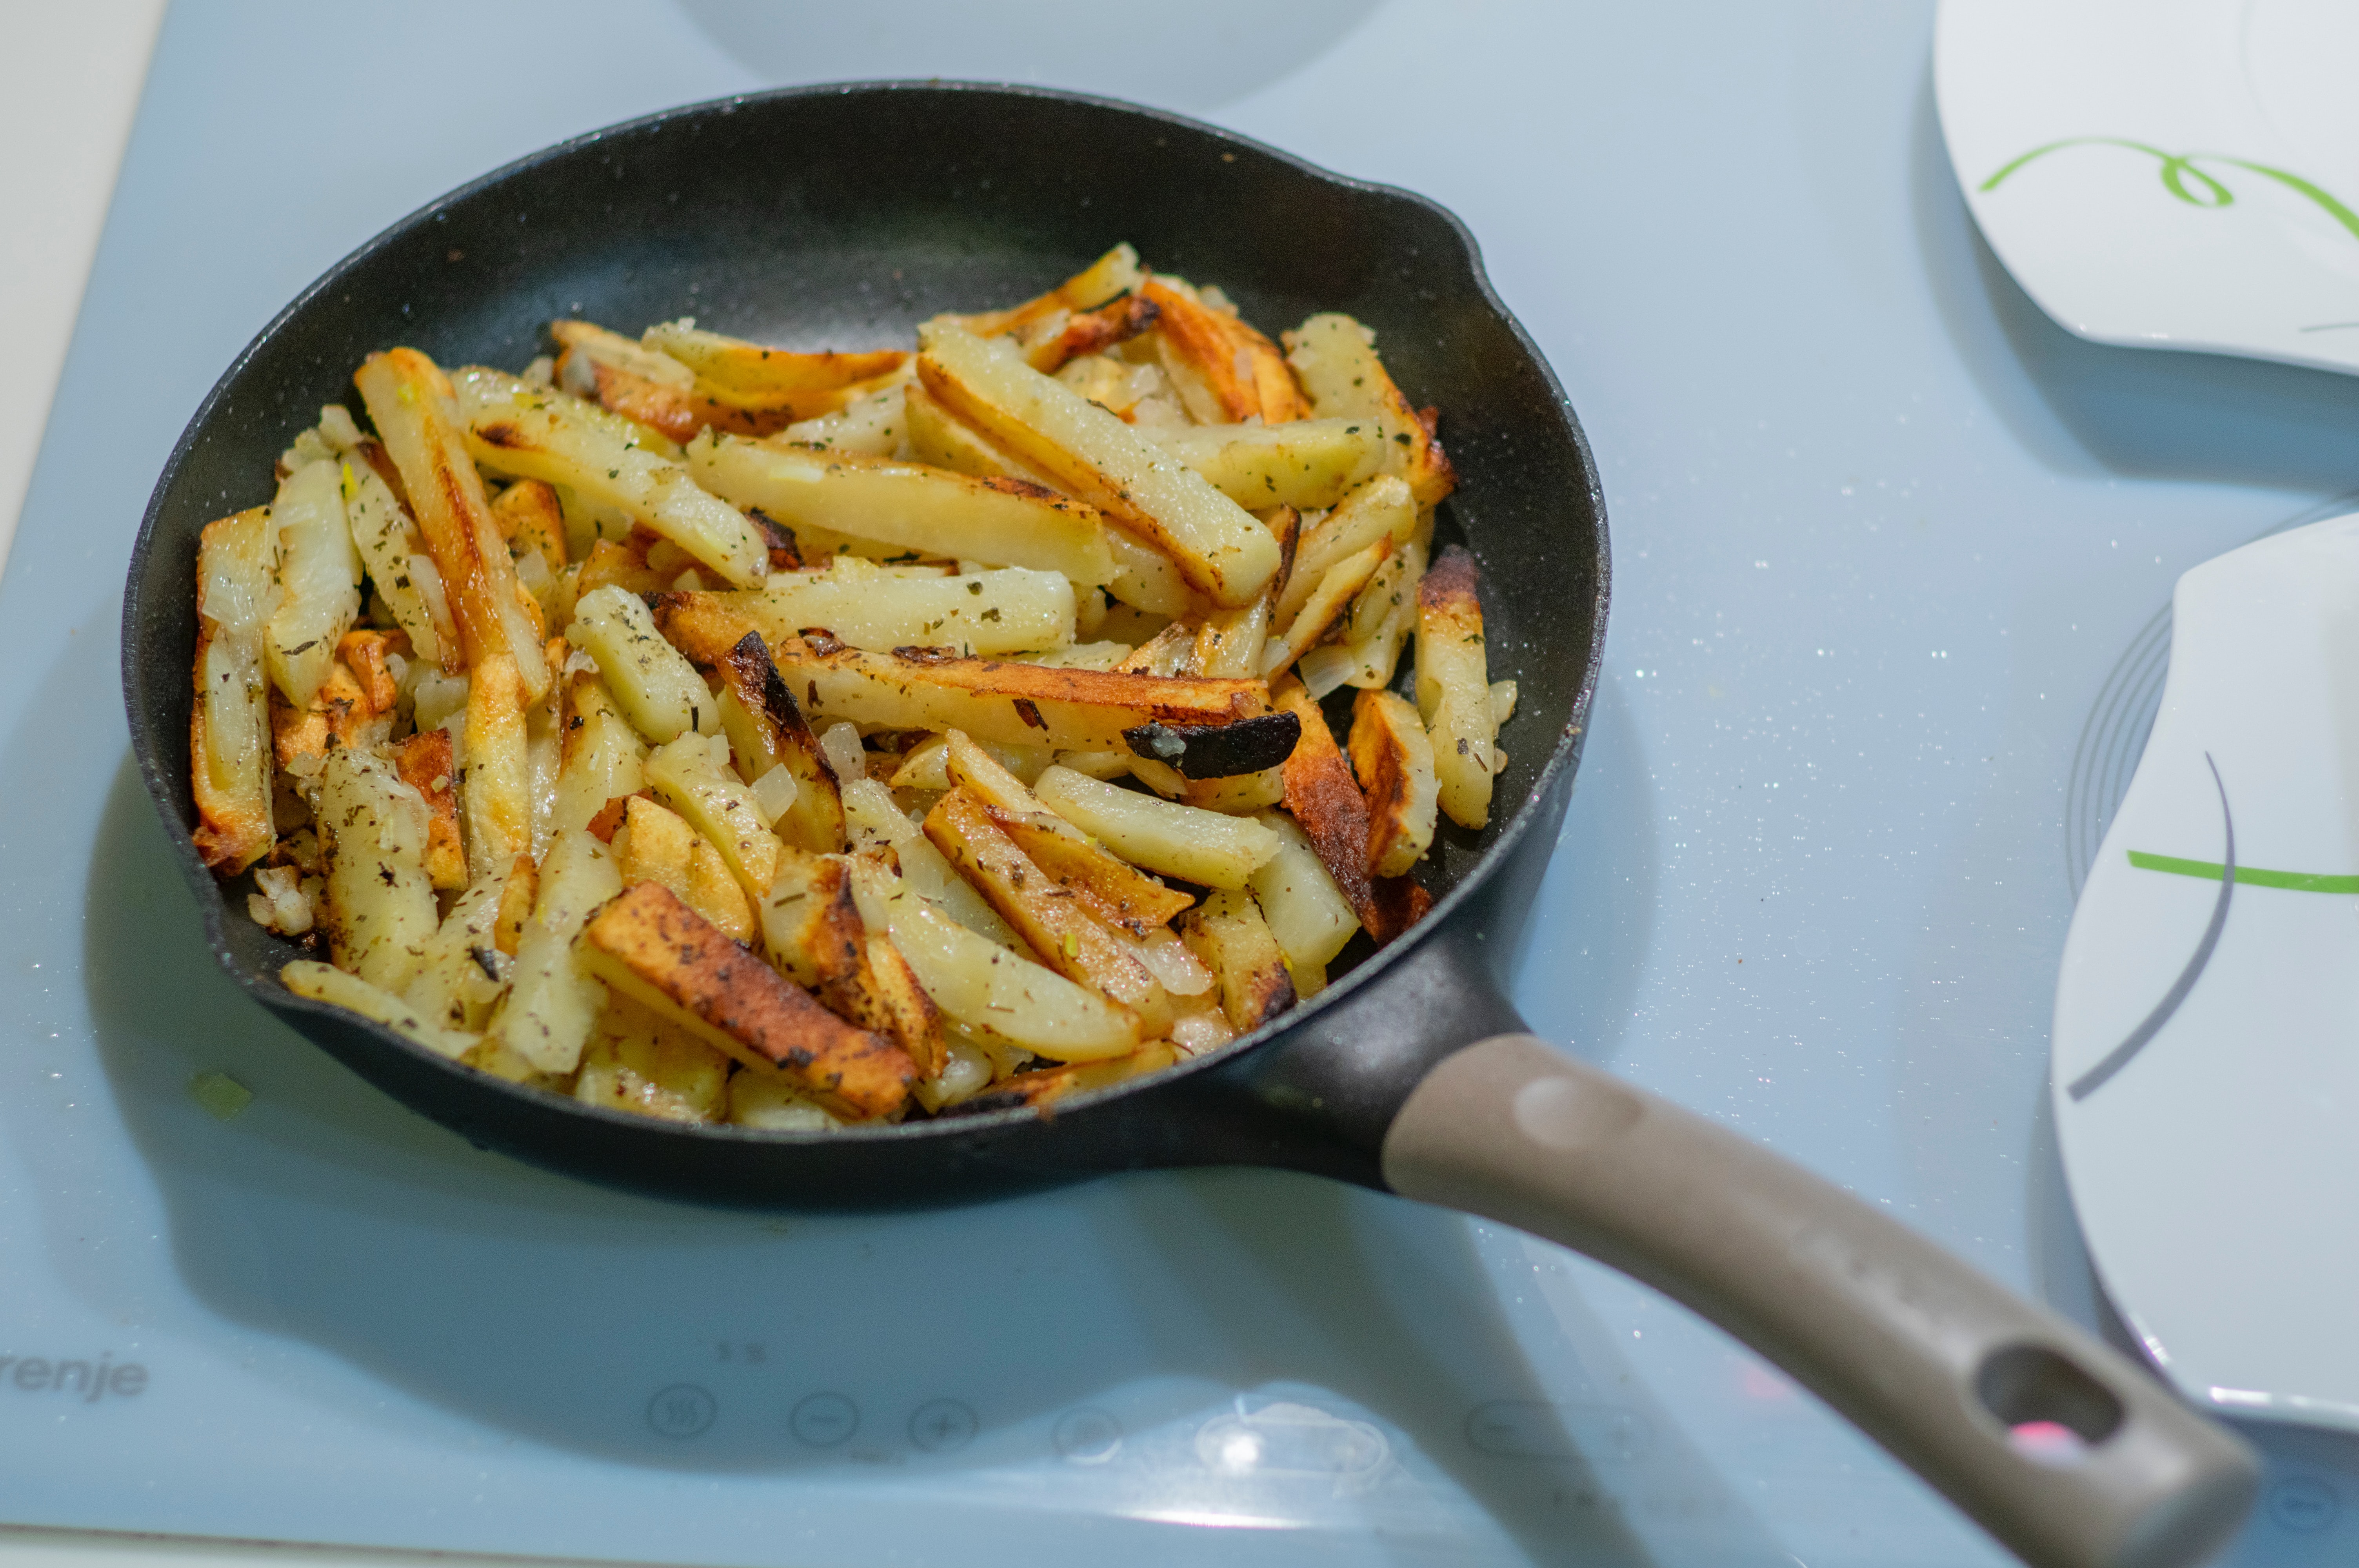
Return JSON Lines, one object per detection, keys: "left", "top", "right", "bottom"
{"left": 1380, "top": 1034, "right": 2257, "bottom": 1568}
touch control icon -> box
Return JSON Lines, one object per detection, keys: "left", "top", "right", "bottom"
{"left": 1052, "top": 1407, "right": 1122, "bottom": 1463}
{"left": 645, "top": 1384, "right": 716, "bottom": 1439}
{"left": 909, "top": 1399, "right": 978, "bottom": 1452}
{"left": 791, "top": 1392, "right": 859, "bottom": 1447}
{"left": 2269, "top": 1477, "right": 2338, "bottom": 1533}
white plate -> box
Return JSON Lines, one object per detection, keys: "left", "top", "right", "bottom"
{"left": 2053, "top": 511, "right": 2359, "bottom": 1431}
{"left": 1936, "top": 0, "right": 2359, "bottom": 376}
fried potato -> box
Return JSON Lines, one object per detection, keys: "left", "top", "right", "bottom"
{"left": 338, "top": 454, "right": 449, "bottom": 666}
{"left": 644, "top": 731, "right": 785, "bottom": 903}
{"left": 776, "top": 377, "right": 911, "bottom": 457}
{"left": 1263, "top": 539, "right": 1389, "bottom": 681}
{"left": 491, "top": 477, "right": 569, "bottom": 568}
{"left": 1012, "top": 292, "right": 1160, "bottom": 373}
{"left": 685, "top": 434, "right": 1116, "bottom": 587}
{"left": 925, "top": 787, "right": 1171, "bottom": 1033}
{"left": 1192, "top": 592, "right": 1271, "bottom": 681}
{"left": 400, "top": 865, "right": 513, "bottom": 1035}
{"left": 1139, "top": 277, "right": 1308, "bottom": 425}
{"left": 845, "top": 856, "right": 1142, "bottom": 1062}
{"left": 1283, "top": 313, "right": 1456, "bottom": 509}
{"left": 964, "top": 1041, "right": 1181, "bottom": 1110}
{"left": 574, "top": 996, "right": 732, "bottom": 1123}
{"left": 549, "top": 319, "right": 722, "bottom": 447}
{"left": 904, "top": 381, "right": 1043, "bottom": 482}
{"left": 668, "top": 566, "right": 1076, "bottom": 659}
{"left": 582, "top": 882, "right": 914, "bottom": 1118}
{"left": 760, "top": 851, "right": 945, "bottom": 1076}
{"left": 1032, "top": 766, "right": 1281, "bottom": 889}
{"left": 641, "top": 319, "right": 908, "bottom": 423}
{"left": 1416, "top": 544, "right": 1496, "bottom": 829}
{"left": 1272, "top": 677, "right": 1378, "bottom": 931}
{"left": 1103, "top": 526, "right": 1193, "bottom": 617}
{"left": 1490, "top": 679, "right": 1518, "bottom": 727}
{"left": 391, "top": 727, "right": 468, "bottom": 889}
{"left": 567, "top": 583, "right": 723, "bottom": 744}
{"left": 1334, "top": 537, "right": 1425, "bottom": 690}
{"left": 317, "top": 748, "right": 440, "bottom": 992}
{"left": 915, "top": 319, "right": 1279, "bottom": 607}
{"left": 709, "top": 630, "right": 844, "bottom": 853}
{"left": 282, "top": 959, "right": 476, "bottom": 1060}
{"left": 836, "top": 776, "right": 1023, "bottom": 946}
{"left": 462, "top": 653, "right": 533, "bottom": 882}
{"left": 960, "top": 243, "right": 1145, "bottom": 338}
{"left": 190, "top": 507, "right": 277, "bottom": 872}
{"left": 1149, "top": 419, "right": 1385, "bottom": 512}
{"left": 1248, "top": 810, "right": 1359, "bottom": 973}
{"left": 1350, "top": 689, "right": 1438, "bottom": 880}
{"left": 1274, "top": 476, "right": 1415, "bottom": 628}
{"left": 1179, "top": 887, "right": 1296, "bottom": 1033}
{"left": 727, "top": 1070, "right": 844, "bottom": 1130}
{"left": 615, "top": 794, "right": 749, "bottom": 936}
{"left": 748, "top": 632, "right": 1272, "bottom": 756}
{"left": 493, "top": 833, "right": 619, "bottom": 1075}
{"left": 451, "top": 365, "right": 767, "bottom": 589}
{"left": 941, "top": 731, "right": 1191, "bottom": 934}
{"left": 262, "top": 459, "right": 362, "bottom": 708}
{"left": 354, "top": 350, "right": 550, "bottom": 699}
{"left": 552, "top": 670, "right": 648, "bottom": 838}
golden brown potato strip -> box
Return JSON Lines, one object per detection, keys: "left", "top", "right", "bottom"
{"left": 1272, "top": 678, "right": 1379, "bottom": 933}
{"left": 960, "top": 244, "right": 1145, "bottom": 338}
{"left": 711, "top": 630, "right": 846, "bottom": 854}
{"left": 640, "top": 319, "right": 908, "bottom": 421}
{"left": 923, "top": 788, "right": 1169, "bottom": 1033}
{"left": 940, "top": 731, "right": 1192, "bottom": 934}
{"left": 1140, "top": 278, "right": 1308, "bottom": 425}
{"left": 492, "top": 854, "right": 539, "bottom": 956}
{"left": 391, "top": 728, "right": 468, "bottom": 890}
{"left": 354, "top": 349, "right": 549, "bottom": 700}
{"left": 550, "top": 321, "right": 765, "bottom": 445}
{"left": 1283, "top": 313, "right": 1456, "bottom": 510}
{"left": 269, "top": 662, "right": 388, "bottom": 777}
{"left": 762, "top": 852, "right": 944, "bottom": 1076}
{"left": 1016, "top": 292, "right": 1161, "bottom": 373}
{"left": 1180, "top": 886, "right": 1296, "bottom": 1032}
{"left": 1366, "top": 873, "right": 1435, "bottom": 946}
{"left": 668, "top": 618, "right": 1273, "bottom": 755}
{"left": 574, "top": 537, "right": 669, "bottom": 599}
{"left": 336, "top": 629, "right": 402, "bottom": 713}
{"left": 1349, "top": 688, "right": 1438, "bottom": 879}
{"left": 463, "top": 653, "right": 533, "bottom": 882}
{"left": 582, "top": 881, "right": 913, "bottom": 1119}
{"left": 490, "top": 479, "right": 569, "bottom": 567}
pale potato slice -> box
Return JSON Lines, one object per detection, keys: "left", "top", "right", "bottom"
{"left": 1283, "top": 313, "right": 1456, "bottom": 508}
{"left": 1248, "top": 810, "right": 1359, "bottom": 971}
{"left": 1103, "top": 526, "right": 1193, "bottom": 617}
{"left": 1274, "top": 476, "right": 1415, "bottom": 628}
{"left": 582, "top": 881, "right": 914, "bottom": 1118}
{"left": 644, "top": 732, "right": 785, "bottom": 902}
{"left": 1149, "top": 419, "right": 1385, "bottom": 511}
{"left": 338, "top": 453, "right": 447, "bottom": 665}
{"left": 845, "top": 856, "right": 1141, "bottom": 1062}
{"left": 316, "top": 748, "right": 440, "bottom": 992}
{"left": 450, "top": 365, "right": 767, "bottom": 589}
{"left": 777, "top": 378, "right": 910, "bottom": 457}
{"left": 727, "top": 1069, "right": 845, "bottom": 1131}
{"left": 462, "top": 653, "right": 532, "bottom": 882}
{"left": 685, "top": 434, "right": 1115, "bottom": 587}
{"left": 1032, "top": 766, "right": 1281, "bottom": 889}
{"left": 1179, "top": 887, "right": 1296, "bottom": 1033}
{"left": 552, "top": 670, "right": 648, "bottom": 838}
{"left": 354, "top": 350, "right": 549, "bottom": 699}
{"left": 1351, "top": 688, "right": 1439, "bottom": 880}
{"left": 261, "top": 459, "right": 361, "bottom": 708}
{"left": 400, "top": 865, "right": 513, "bottom": 1035}
{"left": 640, "top": 319, "right": 907, "bottom": 421}
{"left": 925, "top": 788, "right": 1172, "bottom": 1034}
{"left": 1337, "top": 538, "right": 1427, "bottom": 691}
{"left": 836, "top": 776, "right": 1022, "bottom": 947}
{"left": 1264, "top": 539, "right": 1389, "bottom": 681}
{"left": 1193, "top": 592, "right": 1270, "bottom": 680}
{"left": 672, "top": 567, "right": 1075, "bottom": 658}
{"left": 492, "top": 828, "right": 623, "bottom": 1074}
{"left": 905, "top": 381, "right": 1043, "bottom": 481}
{"left": 282, "top": 960, "right": 475, "bottom": 1060}
{"left": 1416, "top": 544, "right": 1496, "bottom": 829}
{"left": 567, "top": 583, "right": 722, "bottom": 744}
{"left": 190, "top": 506, "right": 277, "bottom": 872}
{"left": 574, "top": 999, "right": 732, "bottom": 1123}
{"left": 915, "top": 319, "right": 1279, "bottom": 607}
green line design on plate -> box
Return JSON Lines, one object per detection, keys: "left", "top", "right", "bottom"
{"left": 2127, "top": 849, "right": 2359, "bottom": 893}
{"left": 1982, "top": 138, "right": 2359, "bottom": 247}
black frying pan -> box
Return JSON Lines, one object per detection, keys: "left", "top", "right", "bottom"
{"left": 120, "top": 83, "right": 2252, "bottom": 1568}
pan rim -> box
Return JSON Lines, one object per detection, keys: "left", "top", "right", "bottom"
{"left": 121, "top": 77, "right": 1609, "bottom": 1150}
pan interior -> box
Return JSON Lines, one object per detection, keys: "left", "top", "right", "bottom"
{"left": 126, "top": 83, "right": 1605, "bottom": 1154}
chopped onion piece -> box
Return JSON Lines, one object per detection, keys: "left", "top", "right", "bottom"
{"left": 1297, "top": 643, "right": 1357, "bottom": 699}
{"left": 820, "top": 721, "right": 867, "bottom": 782}
{"left": 748, "top": 763, "right": 800, "bottom": 826}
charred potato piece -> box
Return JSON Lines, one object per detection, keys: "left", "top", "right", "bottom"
{"left": 1350, "top": 689, "right": 1438, "bottom": 880}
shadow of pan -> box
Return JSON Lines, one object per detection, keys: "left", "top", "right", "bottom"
{"left": 80, "top": 755, "right": 1782, "bottom": 1562}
